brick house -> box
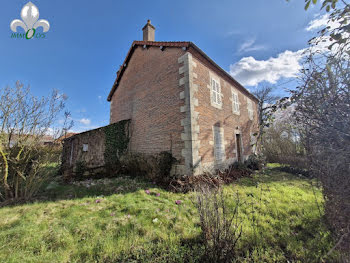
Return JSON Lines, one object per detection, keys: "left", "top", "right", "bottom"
{"left": 107, "top": 20, "right": 259, "bottom": 175}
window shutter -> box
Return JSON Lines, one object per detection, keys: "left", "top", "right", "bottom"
{"left": 231, "top": 91, "right": 240, "bottom": 113}
{"left": 214, "top": 127, "right": 224, "bottom": 162}
{"left": 217, "top": 82, "right": 221, "bottom": 104}
{"left": 210, "top": 78, "right": 222, "bottom": 107}
{"left": 212, "top": 79, "right": 216, "bottom": 104}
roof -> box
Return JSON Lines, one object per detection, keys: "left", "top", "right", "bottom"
{"left": 57, "top": 132, "right": 77, "bottom": 142}
{"left": 107, "top": 41, "right": 258, "bottom": 102}
{"left": 142, "top": 20, "right": 155, "bottom": 30}
{"left": 62, "top": 120, "right": 131, "bottom": 142}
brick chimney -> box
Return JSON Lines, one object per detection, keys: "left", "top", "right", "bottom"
{"left": 142, "top": 20, "right": 155, "bottom": 41}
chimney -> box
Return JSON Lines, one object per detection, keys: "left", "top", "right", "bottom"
{"left": 142, "top": 20, "right": 155, "bottom": 41}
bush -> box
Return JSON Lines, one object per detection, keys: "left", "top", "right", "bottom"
{"left": 0, "top": 145, "right": 60, "bottom": 201}
{"left": 194, "top": 186, "right": 242, "bottom": 262}
{"left": 74, "top": 160, "right": 87, "bottom": 178}
{"left": 276, "top": 165, "right": 310, "bottom": 178}
{"left": 0, "top": 82, "right": 71, "bottom": 201}
{"left": 104, "top": 159, "right": 122, "bottom": 177}
{"left": 120, "top": 151, "right": 175, "bottom": 186}
{"left": 244, "top": 154, "right": 266, "bottom": 170}
{"left": 262, "top": 121, "right": 308, "bottom": 170}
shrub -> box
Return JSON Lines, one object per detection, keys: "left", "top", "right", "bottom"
{"left": 0, "top": 82, "right": 71, "bottom": 201}
{"left": 194, "top": 186, "right": 242, "bottom": 262}
{"left": 292, "top": 53, "right": 350, "bottom": 255}
{"left": 0, "top": 145, "right": 60, "bottom": 201}
{"left": 120, "top": 151, "right": 175, "bottom": 186}
{"left": 104, "top": 159, "right": 122, "bottom": 177}
{"left": 262, "top": 121, "right": 308, "bottom": 170}
{"left": 74, "top": 160, "right": 87, "bottom": 179}
{"left": 276, "top": 165, "right": 310, "bottom": 178}
{"left": 244, "top": 154, "right": 266, "bottom": 170}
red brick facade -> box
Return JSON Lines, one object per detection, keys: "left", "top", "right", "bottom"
{"left": 110, "top": 46, "right": 186, "bottom": 163}
{"left": 191, "top": 52, "right": 259, "bottom": 170}
{"left": 109, "top": 42, "right": 258, "bottom": 175}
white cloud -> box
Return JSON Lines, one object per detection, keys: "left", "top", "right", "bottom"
{"left": 306, "top": 14, "right": 339, "bottom": 31}
{"left": 230, "top": 49, "right": 305, "bottom": 86}
{"left": 79, "top": 118, "right": 91, "bottom": 125}
{"left": 230, "top": 15, "right": 346, "bottom": 87}
{"left": 238, "top": 38, "right": 266, "bottom": 53}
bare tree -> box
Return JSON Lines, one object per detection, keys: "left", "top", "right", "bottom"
{"left": 0, "top": 81, "right": 72, "bottom": 201}
{"left": 290, "top": 1, "right": 350, "bottom": 258}
{"left": 293, "top": 53, "right": 350, "bottom": 259}
{"left": 252, "top": 86, "right": 280, "bottom": 151}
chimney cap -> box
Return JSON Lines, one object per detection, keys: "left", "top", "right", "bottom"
{"left": 142, "top": 19, "right": 155, "bottom": 30}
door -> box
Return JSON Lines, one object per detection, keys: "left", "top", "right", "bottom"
{"left": 236, "top": 134, "right": 242, "bottom": 162}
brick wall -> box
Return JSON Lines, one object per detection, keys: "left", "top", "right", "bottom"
{"left": 189, "top": 48, "right": 259, "bottom": 172}
{"left": 110, "top": 46, "right": 186, "bottom": 164}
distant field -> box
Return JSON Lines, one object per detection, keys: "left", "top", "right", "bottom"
{"left": 0, "top": 164, "right": 334, "bottom": 262}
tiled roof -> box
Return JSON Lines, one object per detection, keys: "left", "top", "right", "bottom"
{"left": 133, "top": 41, "right": 190, "bottom": 47}
{"left": 107, "top": 41, "right": 258, "bottom": 102}
{"left": 57, "top": 132, "right": 78, "bottom": 142}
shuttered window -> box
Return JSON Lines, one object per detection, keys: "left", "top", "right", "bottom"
{"left": 211, "top": 78, "right": 222, "bottom": 106}
{"left": 83, "top": 144, "right": 89, "bottom": 152}
{"left": 213, "top": 126, "right": 225, "bottom": 162}
{"left": 231, "top": 90, "right": 240, "bottom": 114}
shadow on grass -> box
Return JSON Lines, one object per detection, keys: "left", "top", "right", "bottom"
{"left": 0, "top": 175, "right": 156, "bottom": 208}
{"left": 235, "top": 169, "right": 300, "bottom": 187}
{"left": 1, "top": 166, "right": 315, "bottom": 209}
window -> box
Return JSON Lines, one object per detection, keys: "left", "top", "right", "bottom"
{"left": 83, "top": 144, "right": 89, "bottom": 152}
{"left": 231, "top": 89, "right": 240, "bottom": 114}
{"left": 211, "top": 78, "right": 222, "bottom": 107}
{"left": 213, "top": 126, "right": 225, "bottom": 162}
{"left": 247, "top": 98, "right": 254, "bottom": 120}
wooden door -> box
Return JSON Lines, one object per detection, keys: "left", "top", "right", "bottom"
{"left": 236, "top": 134, "right": 242, "bottom": 162}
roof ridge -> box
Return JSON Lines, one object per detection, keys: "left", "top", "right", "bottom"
{"left": 107, "top": 41, "right": 258, "bottom": 102}
{"left": 133, "top": 40, "right": 191, "bottom": 43}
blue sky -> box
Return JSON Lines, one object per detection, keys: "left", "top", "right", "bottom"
{"left": 0, "top": 0, "right": 328, "bottom": 132}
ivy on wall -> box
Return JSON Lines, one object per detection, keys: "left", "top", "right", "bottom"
{"left": 104, "top": 120, "right": 130, "bottom": 166}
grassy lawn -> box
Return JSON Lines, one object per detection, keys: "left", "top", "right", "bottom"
{"left": 0, "top": 164, "right": 334, "bottom": 262}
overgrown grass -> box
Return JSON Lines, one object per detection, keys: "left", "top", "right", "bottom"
{"left": 0, "top": 164, "right": 335, "bottom": 262}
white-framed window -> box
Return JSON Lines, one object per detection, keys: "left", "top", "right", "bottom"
{"left": 83, "top": 144, "right": 89, "bottom": 152}
{"left": 210, "top": 77, "right": 222, "bottom": 108}
{"left": 231, "top": 89, "right": 240, "bottom": 114}
{"left": 213, "top": 126, "right": 225, "bottom": 162}
{"left": 247, "top": 98, "right": 254, "bottom": 120}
